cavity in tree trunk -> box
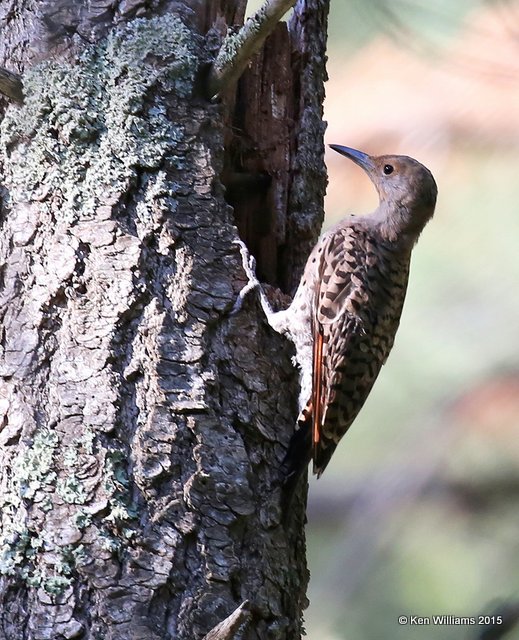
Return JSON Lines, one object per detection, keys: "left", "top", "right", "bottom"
{"left": 0, "top": 1, "right": 328, "bottom": 638}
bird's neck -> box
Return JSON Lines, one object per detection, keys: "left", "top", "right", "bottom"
{"left": 371, "top": 203, "right": 424, "bottom": 254}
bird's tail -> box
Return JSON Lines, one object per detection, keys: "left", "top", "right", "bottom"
{"left": 280, "top": 406, "right": 313, "bottom": 513}
{"left": 282, "top": 417, "right": 312, "bottom": 480}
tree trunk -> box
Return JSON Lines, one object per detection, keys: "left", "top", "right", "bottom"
{"left": 0, "top": 1, "right": 328, "bottom": 638}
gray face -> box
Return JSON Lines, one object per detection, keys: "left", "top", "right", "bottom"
{"left": 369, "top": 153, "right": 437, "bottom": 210}
{"left": 329, "top": 145, "right": 438, "bottom": 236}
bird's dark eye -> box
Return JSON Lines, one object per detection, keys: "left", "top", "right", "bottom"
{"left": 383, "top": 164, "right": 394, "bottom": 175}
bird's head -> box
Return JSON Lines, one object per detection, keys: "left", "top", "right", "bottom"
{"left": 330, "top": 144, "right": 437, "bottom": 244}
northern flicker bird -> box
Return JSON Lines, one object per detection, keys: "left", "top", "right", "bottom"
{"left": 234, "top": 145, "right": 437, "bottom": 480}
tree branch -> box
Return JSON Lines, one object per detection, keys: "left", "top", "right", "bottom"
{"left": 207, "top": 0, "right": 297, "bottom": 97}
{"left": 202, "top": 601, "right": 252, "bottom": 640}
{"left": 0, "top": 68, "right": 23, "bottom": 103}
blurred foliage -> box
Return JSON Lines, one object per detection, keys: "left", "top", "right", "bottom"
{"left": 245, "top": 2, "right": 519, "bottom": 638}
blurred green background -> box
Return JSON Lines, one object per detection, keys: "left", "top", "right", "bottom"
{"left": 246, "top": 1, "right": 519, "bottom": 638}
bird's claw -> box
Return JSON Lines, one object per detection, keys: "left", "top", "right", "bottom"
{"left": 233, "top": 239, "right": 258, "bottom": 280}
{"left": 231, "top": 238, "right": 260, "bottom": 315}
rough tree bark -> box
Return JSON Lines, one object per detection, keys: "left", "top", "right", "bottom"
{"left": 0, "top": 1, "right": 328, "bottom": 638}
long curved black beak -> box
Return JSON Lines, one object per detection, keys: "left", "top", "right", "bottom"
{"left": 329, "top": 145, "right": 375, "bottom": 173}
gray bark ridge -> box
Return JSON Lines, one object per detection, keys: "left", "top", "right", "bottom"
{"left": 0, "top": 11, "right": 306, "bottom": 640}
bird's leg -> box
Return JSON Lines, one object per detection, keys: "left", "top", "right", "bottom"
{"left": 232, "top": 239, "right": 276, "bottom": 321}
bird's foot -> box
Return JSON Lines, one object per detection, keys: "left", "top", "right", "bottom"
{"left": 231, "top": 239, "right": 260, "bottom": 315}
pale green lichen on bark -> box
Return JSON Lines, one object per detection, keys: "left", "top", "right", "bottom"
{"left": 0, "top": 13, "right": 202, "bottom": 596}
{"left": 0, "top": 13, "right": 198, "bottom": 224}
{"left": 0, "top": 428, "right": 85, "bottom": 591}
{"left": 14, "top": 428, "right": 59, "bottom": 499}
{"left": 0, "top": 428, "right": 58, "bottom": 578}
{"left": 103, "top": 450, "right": 139, "bottom": 530}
